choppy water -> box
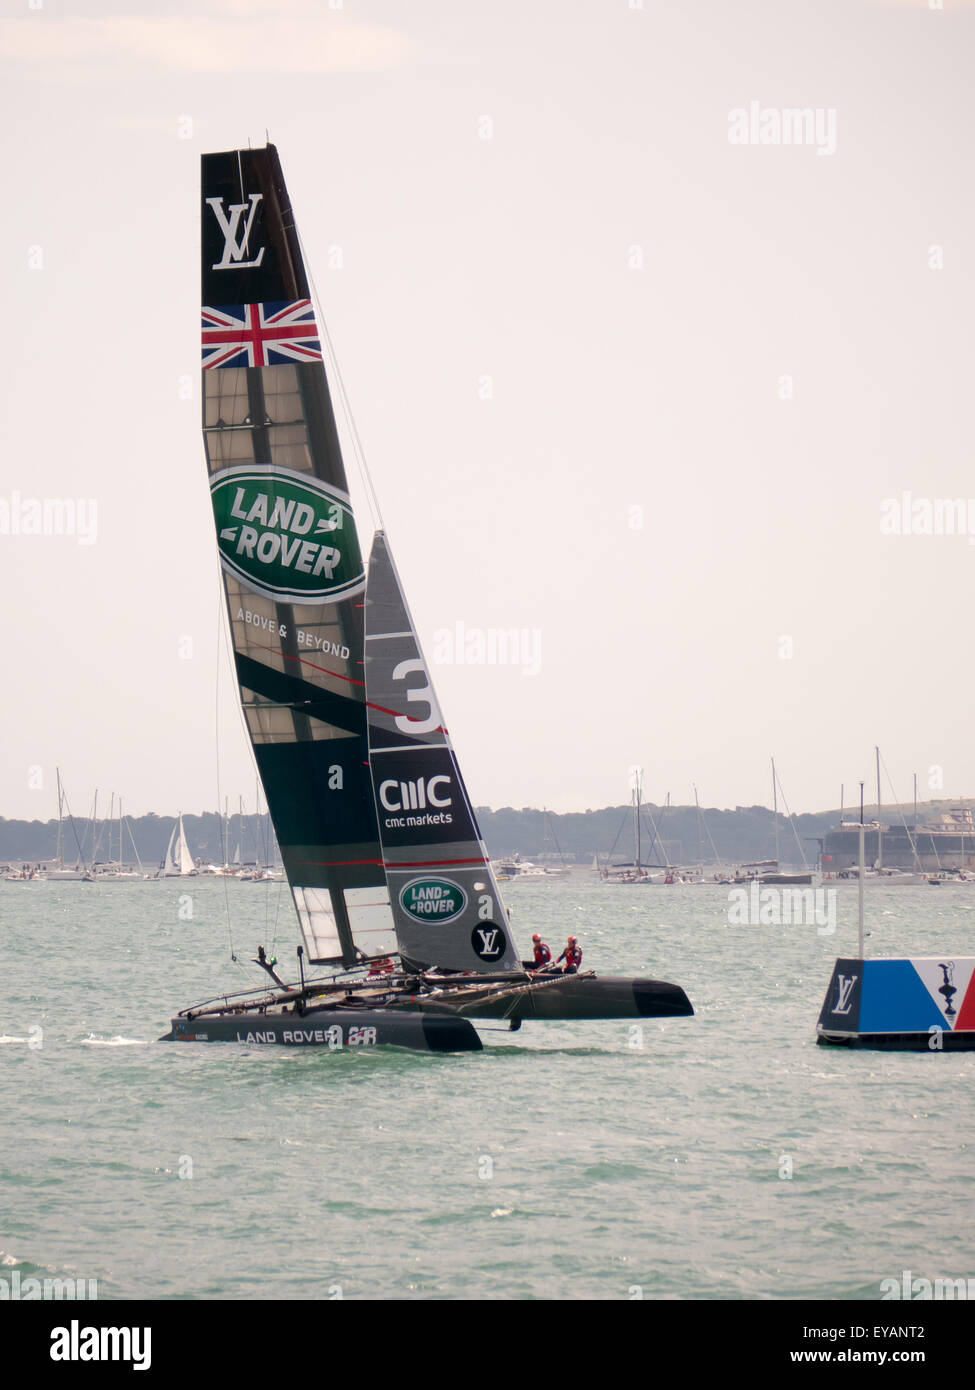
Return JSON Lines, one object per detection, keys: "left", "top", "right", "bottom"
{"left": 1, "top": 874, "right": 973, "bottom": 1301}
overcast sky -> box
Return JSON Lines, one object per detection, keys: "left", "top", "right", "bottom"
{"left": 2, "top": 0, "right": 974, "bottom": 823}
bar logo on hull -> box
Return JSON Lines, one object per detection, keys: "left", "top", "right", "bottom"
{"left": 211, "top": 465, "right": 364, "bottom": 604}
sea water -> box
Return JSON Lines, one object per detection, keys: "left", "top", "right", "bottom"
{"left": 1, "top": 875, "right": 973, "bottom": 1301}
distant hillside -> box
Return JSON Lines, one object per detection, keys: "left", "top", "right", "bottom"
{"left": 2, "top": 797, "right": 955, "bottom": 869}
{"left": 0, "top": 811, "right": 274, "bottom": 869}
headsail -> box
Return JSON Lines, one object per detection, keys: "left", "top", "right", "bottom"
{"left": 176, "top": 815, "right": 195, "bottom": 875}
{"left": 364, "top": 531, "right": 519, "bottom": 973}
{"left": 201, "top": 145, "right": 395, "bottom": 966}
{"left": 163, "top": 823, "right": 179, "bottom": 877}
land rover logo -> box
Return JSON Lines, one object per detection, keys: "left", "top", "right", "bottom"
{"left": 400, "top": 877, "right": 467, "bottom": 923}
{"left": 210, "top": 465, "right": 364, "bottom": 605}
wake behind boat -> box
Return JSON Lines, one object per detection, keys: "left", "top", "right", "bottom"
{"left": 161, "top": 144, "right": 692, "bottom": 1054}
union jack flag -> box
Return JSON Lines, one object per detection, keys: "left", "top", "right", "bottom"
{"left": 201, "top": 300, "right": 323, "bottom": 369}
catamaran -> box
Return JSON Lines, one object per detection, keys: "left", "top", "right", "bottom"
{"left": 161, "top": 144, "right": 693, "bottom": 1053}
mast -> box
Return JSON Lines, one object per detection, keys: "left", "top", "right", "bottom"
{"left": 858, "top": 780, "right": 865, "bottom": 957}
{"left": 201, "top": 144, "right": 383, "bottom": 967}
{"left": 123, "top": 812, "right": 145, "bottom": 875}
{"left": 913, "top": 772, "right": 917, "bottom": 834}
{"left": 913, "top": 772, "right": 920, "bottom": 871}
{"left": 55, "top": 767, "right": 64, "bottom": 868}
{"left": 875, "top": 745, "right": 882, "bottom": 871}
{"left": 694, "top": 784, "right": 703, "bottom": 871}
{"left": 858, "top": 824, "right": 866, "bottom": 955}
{"left": 632, "top": 766, "right": 643, "bottom": 869}
{"left": 771, "top": 758, "right": 780, "bottom": 865}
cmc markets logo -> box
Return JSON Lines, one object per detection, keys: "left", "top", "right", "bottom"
{"left": 379, "top": 776, "right": 451, "bottom": 813}
{"left": 210, "top": 465, "right": 364, "bottom": 605}
{"left": 400, "top": 877, "right": 467, "bottom": 923}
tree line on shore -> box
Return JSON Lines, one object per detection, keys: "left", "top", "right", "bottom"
{"left": 0, "top": 802, "right": 844, "bottom": 869}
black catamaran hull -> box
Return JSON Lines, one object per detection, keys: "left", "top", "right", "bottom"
{"left": 397, "top": 975, "right": 693, "bottom": 1022}
{"left": 161, "top": 1007, "right": 482, "bottom": 1052}
{"left": 160, "top": 975, "right": 691, "bottom": 1053}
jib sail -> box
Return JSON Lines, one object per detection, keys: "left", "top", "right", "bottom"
{"left": 201, "top": 144, "right": 394, "bottom": 966}
{"left": 364, "top": 531, "right": 519, "bottom": 973}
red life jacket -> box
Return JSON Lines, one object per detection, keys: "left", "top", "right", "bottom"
{"left": 533, "top": 941, "right": 551, "bottom": 965}
{"left": 564, "top": 944, "right": 582, "bottom": 969}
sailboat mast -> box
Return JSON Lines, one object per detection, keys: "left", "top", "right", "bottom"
{"left": 771, "top": 758, "right": 780, "bottom": 864}
{"left": 913, "top": 772, "right": 920, "bottom": 871}
{"left": 858, "top": 823, "right": 866, "bottom": 957}
{"left": 124, "top": 811, "right": 145, "bottom": 874}
{"left": 55, "top": 767, "right": 64, "bottom": 867}
{"left": 634, "top": 768, "right": 642, "bottom": 868}
{"left": 913, "top": 772, "right": 917, "bottom": 834}
{"left": 875, "top": 746, "right": 882, "bottom": 871}
{"left": 858, "top": 780, "right": 865, "bottom": 957}
{"left": 694, "top": 784, "right": 703, "bottom": 869}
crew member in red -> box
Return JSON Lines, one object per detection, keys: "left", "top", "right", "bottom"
{"left": 554, "top": 935, "right": 582, "bottom": 973}
{"left": 531, "top": 932, "right": 552, "bottom": 969}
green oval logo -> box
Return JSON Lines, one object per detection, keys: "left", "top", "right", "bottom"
{"left": 400, "top": 877, "right": 468, "bottom": 923}
{"left": 211, "top": 465, "right": 364, "bottom": 604}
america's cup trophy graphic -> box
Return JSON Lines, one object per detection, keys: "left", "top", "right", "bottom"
{"left": 938, "top": 961, "right": 957, "bottom": 1018}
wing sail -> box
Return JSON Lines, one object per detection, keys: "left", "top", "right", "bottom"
{"left": 364, "top": 532, "right": 518, "bottom": 973}
{"left": 201, "top": 145, "right": 394, "bottom": 966}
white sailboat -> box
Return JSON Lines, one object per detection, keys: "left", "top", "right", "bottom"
{"left": 598, "top": 770, "right": 669, "bottom": 883}
{"left": 94, "top": 795, "right": 147, "bottom": 880}
{"left": 162, "top": 815, "right": 197, "bottom": 877}
{"left": 46, "top": 769, "right": 88, "bottom": 880}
